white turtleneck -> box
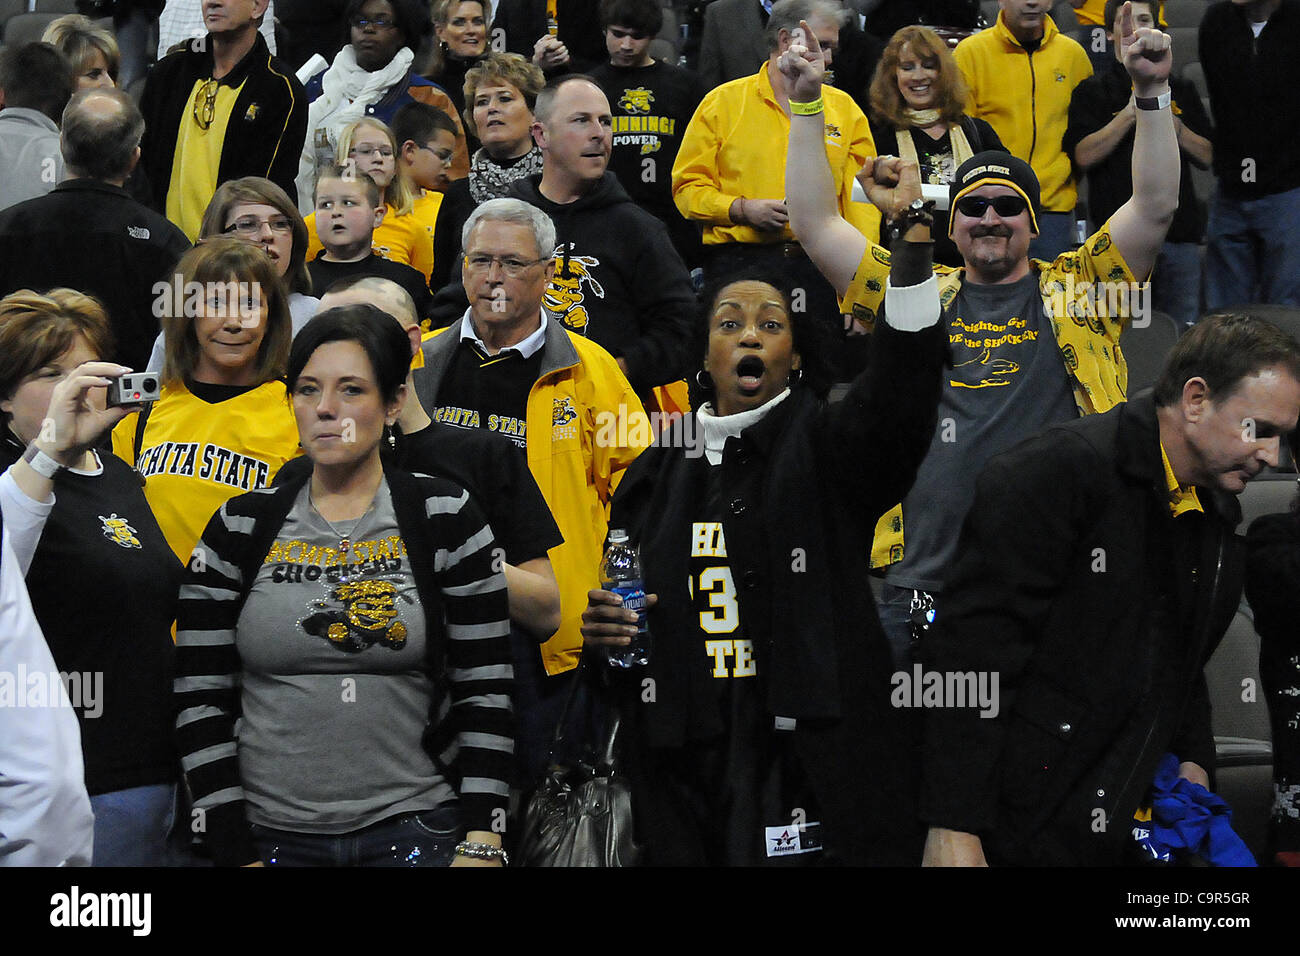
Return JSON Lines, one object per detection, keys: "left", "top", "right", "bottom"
{"left": 695, "top": 389, "right": 793, "bottom": 466}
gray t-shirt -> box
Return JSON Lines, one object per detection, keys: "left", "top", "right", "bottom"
{"left": 235, "top": 479, "right": 455, "bottom": 833}
{"left": 887, "top": 272, "right": 1078, "bottom": 593}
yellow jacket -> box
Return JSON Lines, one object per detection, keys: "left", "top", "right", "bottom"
{"left": 671, "top": 64, "right": 880, "bottom": 245}
{"left": 953, "top": 12, "right": 1093, "bottom": 212}
{"left": 842, "top": 221, "right": 1136, "bottom": 566}
{"left": 412, "top": 313, "right": 652, "bottom": 675}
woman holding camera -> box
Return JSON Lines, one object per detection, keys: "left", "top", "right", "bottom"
{"left": 0, "top": 288, "right": 180, "bottom": 866}
{"left": 113, "top": 239, "right": 301, "bottom": 566}
{"left": 176, "top": 305, "right": 512, "bottom": 867}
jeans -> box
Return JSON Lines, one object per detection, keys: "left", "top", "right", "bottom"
{"left": 1204, "top": 184, "right": 1300, "bottom": 310}
{"left": 1151, "top": 241, "right": 1203, "bottom": 328}
{"left": 90, "top": 782, "right": 175, "bottom": 866}
{"left": 250, "top": 804, "right": 462, "bottom": 867}
{"left": 1029, "top": 211, "right": 1079, "bottom": 263}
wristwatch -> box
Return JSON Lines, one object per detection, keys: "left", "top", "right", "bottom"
{"left": 1134, "top": 90, "right": 1172, "bottom": 111}
{"left": 887, "top": 198, "right": 936, "bottom": 243}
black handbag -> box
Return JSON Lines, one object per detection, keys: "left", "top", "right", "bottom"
{"left": 515, "top": 660, "right": 642, "bottom": 866}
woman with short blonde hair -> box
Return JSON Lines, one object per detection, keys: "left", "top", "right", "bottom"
{"left": 42, "top": 14, "right": 119, "bottom": 89}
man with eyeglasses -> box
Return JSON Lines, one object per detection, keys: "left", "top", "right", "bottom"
{"left": 784, "top": 8, "right": 1180, "bottom": 673}
{"left": 0, "top": 89, "right": 190, "bottom": 371}
{"left": 140, "top": 0, "right": 307, "bottom": 240}
{"left": 412, "top": 197, "right": 650, "bottom": 787}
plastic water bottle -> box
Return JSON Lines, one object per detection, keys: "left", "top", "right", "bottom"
{"left": 600, "top": 529, "right": 651, "bottom": 668}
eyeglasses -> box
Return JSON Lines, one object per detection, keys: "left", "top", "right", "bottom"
{"left": 463, "top": 253, "right": 550, "bottom": 277}
{"left": 417, "top": 143, "right": 454, "bottom": 163}
{"left": 349, "top": 145, "right": 395, "bottom": 159}
{"left": 954, "top": 195, "right": 1029, "bottom": 219}
{"left": 225, "top": 215, "right": 295, "bottom": 237}
{"left": 193, "top": 78, "right": 218, "bottom": 131}
{"left": 350, "top": 15, "right": 397, "bottom": 30}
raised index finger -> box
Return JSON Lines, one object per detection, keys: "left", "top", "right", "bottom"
{"left": 1116, "top": 0, "right": 1133, "bottom": 43}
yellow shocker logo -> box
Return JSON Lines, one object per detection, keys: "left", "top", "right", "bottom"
{"left": 302, "top": 576, "right": 410, "bottom": 653}
{"left": 618, "top": 87, "right": 654, "bottom": 114}
{"left": 99, "top": 514, "right": 142, "bottom": 549}
{"left": 545, "top": 252, "right": 605, "bottom": 333}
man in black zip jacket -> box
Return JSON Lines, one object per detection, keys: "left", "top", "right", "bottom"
{"left": 139, "top": 0, "right": 307, "bottom": 240}
{"left": 429, "top": 74, "right": 695, "bottom": 399}
{"left": 922, "top": 313, "right": 1300, "bottom": 866}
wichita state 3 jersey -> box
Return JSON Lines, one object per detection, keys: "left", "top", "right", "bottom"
{"left": 112, "top": 380, "right": 302, "bottom": 566}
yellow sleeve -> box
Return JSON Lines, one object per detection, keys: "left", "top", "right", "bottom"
{"left": 407, "top": 216, "right": 435, "bottom": 284}
{"left": 304, "top": 211, "right": 324, "bottom": 264}
{"left": 586, "top": 354, "right": 651, "bottom": 510}
{"left": 671, "top": 94, "right": 737, "bottom": 225}
{"left": 111, "top": 411, "right": 139, "bottom": 467}
{"left": 838, "top": 240, "right": 892, "bottom": 327}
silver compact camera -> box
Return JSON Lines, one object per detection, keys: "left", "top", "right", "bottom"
{"left": 106, "top": 373, "right": 161, "bottom": 407}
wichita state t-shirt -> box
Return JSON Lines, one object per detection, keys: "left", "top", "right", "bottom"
{"left": 111, "top": 379, "right": 301, "bottom": 565}
{"left": 886, "top": 272, "right": 1078, "bottom": 593}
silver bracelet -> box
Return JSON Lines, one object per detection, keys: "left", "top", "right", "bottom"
{"left": 22, "top": 442, "right": 63, "bottom": 479}
{"left": 454, "top": 840, "right": 509, "bottom": 865}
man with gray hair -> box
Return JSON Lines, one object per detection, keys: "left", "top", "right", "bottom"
{"left": 0, "top": 87, "right": 190, "bottom": 370}
{"left": 413, "top": 197, "right": 651, "bottom": 785}
{"left": 673, "top": 0, "right": 877, "bottom": 378}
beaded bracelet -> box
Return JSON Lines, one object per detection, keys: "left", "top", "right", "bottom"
{"left": 454, "top": 841, "right": 509, "bottom": 865}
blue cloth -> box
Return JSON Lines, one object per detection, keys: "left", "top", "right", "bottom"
{"left": 1134, "top": 753, "right": 1256, "bottom": 866}
{"left": 1204, "top": 183, "right": 1300, "bottom": 310}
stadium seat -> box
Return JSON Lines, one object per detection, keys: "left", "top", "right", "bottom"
{"left": 2, "top": 11, "right": 59, "bottom": 45}
{"left": 1119, "top": 308, "right": 1179, "bottom": 393}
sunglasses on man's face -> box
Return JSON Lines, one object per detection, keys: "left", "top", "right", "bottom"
{"left": 954, "top": 195, "right": 1029, "bottom": 219}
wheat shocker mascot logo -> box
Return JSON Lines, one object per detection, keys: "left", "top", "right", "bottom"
{"left": 301, "top": 576, "right": 411, "bottom": 653}
{"left": 545, "top": 244, "right": 605, "bottom": 333}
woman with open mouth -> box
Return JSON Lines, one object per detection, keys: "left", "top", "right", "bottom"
{"left": 580, "top": 246, "right": 948, "bottom": 864}
{"left": 866, "top": 25, "right": 1007, "bottom": 266}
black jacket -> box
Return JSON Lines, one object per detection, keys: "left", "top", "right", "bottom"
{"left": 431, "top": 172, "right": 696, "bottom": 395}
{"left": 610, "top": 315, "right": 948, "bottom": 865}
{"left": 0, "top": 179, "right": 191, "bottom": 370}
{"left": 1199, "top": 0, "right": 1300, "bottom": 198}
{"left": 921, "top": 391, "right": 1243, "bottom": 866}
{"left": 139, "top": 32, "right": 308, "bottom": 211}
